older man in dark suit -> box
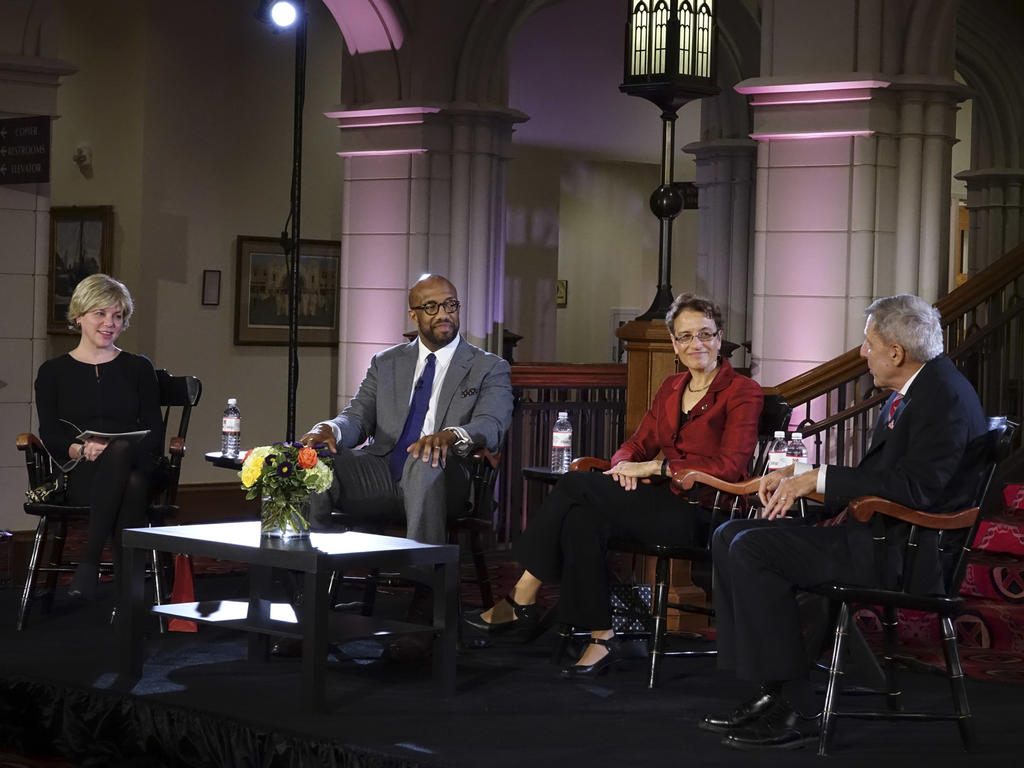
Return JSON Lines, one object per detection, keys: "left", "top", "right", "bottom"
{"left": 301, "top": 274, "right": 513, "bottom": 544}
{"left": 702, "top": 294, "right": 987, "bottom": 751}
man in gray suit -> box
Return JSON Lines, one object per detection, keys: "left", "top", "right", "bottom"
{"left": 300, "top": 274, "right": 513, "bottom": 544}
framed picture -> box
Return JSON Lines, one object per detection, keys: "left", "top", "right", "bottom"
{"left": 48, "top": 206, "right": 114, "bottom": 334}
{"left": 202, "top": 270, "right": 221, "bottom": 306}
{"left": 234, "top": 235, "right": 340, "bottom": 346}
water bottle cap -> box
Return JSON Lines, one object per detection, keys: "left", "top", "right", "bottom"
{"left": 227, "top": 398, "right": 237, "bottom": 405}
{"left": 792, "top": 432, "right": 803, "bottom": 440}
{"left": 774, "top": 430, "right": 785, "bottom": 438}
{"left": 557, "top": 411, "right": 568, "bottom": 419}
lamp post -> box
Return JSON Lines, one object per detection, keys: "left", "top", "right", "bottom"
{"left": 620, "top": 0, "right": 718, "bottom": 320}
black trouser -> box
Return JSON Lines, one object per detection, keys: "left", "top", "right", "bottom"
{"left": 712, "top": 517, "right": 874, "bottom": 683}
{"left": 514, "top": 471, "right": 704, "bottom": 629}
{"left": 67, "top": 438, "right": 155, "bottom": 574}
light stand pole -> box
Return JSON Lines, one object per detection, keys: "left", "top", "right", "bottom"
{"left": 283, "top": 4, "right": 307, "bottom": 442}
{"left": 619, "top": 0, "right": 719, "bottom": 320}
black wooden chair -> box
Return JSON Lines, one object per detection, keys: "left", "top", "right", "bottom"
{"left": 806, "top": 416, "right": 1016, "bottom": 756}
{"left": 16, "top": 370, "right": 202, "bottom": 630}
{"left": 324, "top": 448, "right": 503, "bottom": 611}
{"left": 558, "top": 394, "right": 793, "bottom": 687}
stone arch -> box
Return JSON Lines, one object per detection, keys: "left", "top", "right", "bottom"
{"left": 956, "top": 5, "right": 1024, "bottom": 169}
{"left": 321, "top": 0, "right": 405, "bottom": 103}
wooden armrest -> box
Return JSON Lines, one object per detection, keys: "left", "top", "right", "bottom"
{"left": 847, "top": 495, "right": 980, "bottom": 530}
{"left": 17, "top": 433, "right": 44, "bottom": 453}
{"left": 570, "top": 457, "right": 610, "bottom": 472}
{"left": 806, "top": 492, "right": 824, "bottom": 504}
{"left": 169, "top": 436, "right": 186, "bottom": 457}
{"left": 672, "top": 470, "right": 760, "bottom": 496}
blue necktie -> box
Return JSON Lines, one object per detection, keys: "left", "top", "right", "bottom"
{"left": 390, "top": 353, "right": 436, "bottom": 482}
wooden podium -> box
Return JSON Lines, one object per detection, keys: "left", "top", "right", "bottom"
{"left": 615, "top": 318, "right": 708, "bottom": 631}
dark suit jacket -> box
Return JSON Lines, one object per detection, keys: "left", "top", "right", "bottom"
{"left": 328, "top": 336, "right": 513, "bottom": 457}
{"left": 827, "top": 354, "right": 988, "bottom": 589}
{"left": 611, "top": 359, "right": 764, "bottom": 487}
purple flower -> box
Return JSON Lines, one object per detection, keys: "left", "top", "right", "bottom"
{"left": 276, "top": 460, "right": 294, "bottom": 477}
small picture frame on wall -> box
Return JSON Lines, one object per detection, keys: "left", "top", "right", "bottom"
{"left": 48, "top": 205, "right": 114, "bottom": 334}
{"left": 234, "top": 235, "right": 340, "bottom": 346}
{"left": 202, "top": 270, "right": 221, "bottom": 306}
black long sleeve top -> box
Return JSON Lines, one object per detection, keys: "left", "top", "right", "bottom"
{"left": 34, "top": 352, "right": 165, "bottom": 463}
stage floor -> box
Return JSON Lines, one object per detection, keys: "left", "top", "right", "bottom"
{"left": 1, "top": 574, "right": 1020, "bottom": 767}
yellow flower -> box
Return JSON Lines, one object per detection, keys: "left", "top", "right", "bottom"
{"left": 240, "top": 461, "right": 262, "bottom": 488}
{"left": 240, "top": 445, "right": 271, "bottom": 488}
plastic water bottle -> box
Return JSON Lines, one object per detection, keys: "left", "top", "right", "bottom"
{"left": 787, "top": 431, "right": 808, "bottom": 466}
{"left": 550, "top": 411, "right": 573, "bottom": 473}
{"left": 221, "top": 398, "right": 241, "bottom": 458}
{"left": 766, "top": 430, "right": 791, "bottom": 471}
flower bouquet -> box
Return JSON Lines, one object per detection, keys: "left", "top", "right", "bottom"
{"left": 239, "top": 442, "right": 334, "bottom": 537}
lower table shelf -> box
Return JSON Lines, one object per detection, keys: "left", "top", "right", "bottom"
{"left": 152, "top": 600, "right": 434, "bottom": 640}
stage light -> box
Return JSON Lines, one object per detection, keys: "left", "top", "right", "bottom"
{"left": 255, "top": 0, "right": 299, "bottom": 29}
{"left": 270, "top": 1, "right": 298, "bottom": 28}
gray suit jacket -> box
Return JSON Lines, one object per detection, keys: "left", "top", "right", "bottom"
{"left": 329, "top": 336, "right": 513, "bottom": 457}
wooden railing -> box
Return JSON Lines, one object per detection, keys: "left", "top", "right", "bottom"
{"left": 769, "top": 244, "right": 1024, "bottom": 467}
{"left": 495, "top": 363, "right": 627, "bottom": 544}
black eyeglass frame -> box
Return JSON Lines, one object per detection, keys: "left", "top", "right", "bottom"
{"left": 670, "top": 329, "right": 721, "bottom": 345}
{"left": 410, "top": 299, "right": 461, "bottom": 316}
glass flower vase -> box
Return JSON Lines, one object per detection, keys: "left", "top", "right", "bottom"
{"left": 261, "top": 495, "right": 310, "bottom": 539}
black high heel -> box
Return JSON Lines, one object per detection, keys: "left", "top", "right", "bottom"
{"left": 67, "top": 563, "right": 98, "bottom": 601}
{"left": 462, "top": 595, "right": 539, "bottom": 638}
{"left": 560, "top": 636, "right": 619, "bottom": 679}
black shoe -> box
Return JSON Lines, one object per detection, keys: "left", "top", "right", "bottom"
{"left": 384, "top": 633, "right": 434, "bottom": 661}
{"left": 720, "top": 699, "right": 819, "bottom": 751}
{"left": 699, "top": 688, "right": 780, "bottom": 733}
{"left": 560, "top": 636, "right": 619, "bottom": 679}
{"left": 462, "top": 596, "right": 538, "bottom": 639}
{"left": 271, "top": 636, "right": 303, "bottom": 658}
{"left": 67, "top": 563, "right": 98, "bottom": 601}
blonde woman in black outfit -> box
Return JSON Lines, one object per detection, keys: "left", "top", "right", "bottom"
{"left": 34, "top": 274, "right": 164, "bottom": 599}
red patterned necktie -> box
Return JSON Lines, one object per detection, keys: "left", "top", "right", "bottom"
{"left": 888, "top": 393, "right": 904, "bottom": 423}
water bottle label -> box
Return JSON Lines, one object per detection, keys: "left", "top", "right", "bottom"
{"left": 552, "top": 431, "right": 571, "bottom": 448}
{"left": 767, "top": 451, "right": 791, "bottom": 470}
{"left": 222, "top": 417, "right": 241, "bottom": 433}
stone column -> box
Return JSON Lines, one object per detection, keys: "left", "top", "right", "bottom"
{"left": 0, "top": 0, "right": 75, "bottom": 532}
{"left": 683, "top": 138, "right": 757, "bottom": 361}
{"left": 324, "top": 103, "right": 523, "bottom": 410}
{"left": 955, "top": 169, "right": 1024, "bottom": 272}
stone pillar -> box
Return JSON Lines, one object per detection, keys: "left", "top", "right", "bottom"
{"left": 955, "top": 169, "right": 1024, "bottom": 272}
{"left": 0, "top": 0, "right": 74, "bottom": 532}
{"left": 324, "top": 103, "right": 523, "bottom": 409}
{"left": 683, "top": 138, "right": 757, "bottom": 361}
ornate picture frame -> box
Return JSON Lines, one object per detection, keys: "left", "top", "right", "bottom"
{"left": 234, "top": 235, "right": 340, "bottom": 346}
{"left": 48, "top": 205, "right": 114, "bottom": 334}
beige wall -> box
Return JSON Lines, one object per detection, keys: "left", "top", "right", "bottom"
{"left": 49, "top": 0, "right": 345, "bottom": 486}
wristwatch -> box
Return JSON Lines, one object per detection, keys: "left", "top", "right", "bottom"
{"left": 444, "top": 426, "right": 472, "bottom": 450}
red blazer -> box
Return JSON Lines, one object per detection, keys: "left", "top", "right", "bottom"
{"left": 610, "top": 359, "right": 763, "bottom": 489}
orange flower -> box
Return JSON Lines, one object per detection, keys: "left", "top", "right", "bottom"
{"left": 297, "top": 446, "right": 318, "bottom": 469}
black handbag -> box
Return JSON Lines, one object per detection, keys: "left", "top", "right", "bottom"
{"left": 610, "top": 582, "right": 653, "bottom": 633}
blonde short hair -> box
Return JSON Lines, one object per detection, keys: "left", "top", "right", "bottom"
{"left": 67, "top": 273, "right": 134, "bottom": 331}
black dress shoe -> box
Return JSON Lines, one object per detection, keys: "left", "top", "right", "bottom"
{"left": 462, "top": 596, "right": 539, "bottom": 639}
{"left": 699, "top": 688, "right": 780, "bottom": 733}
{"left": 560, "top": 636, "right": 619, "bottom": 679}
{"left": 721, "top": 699, "right": 819, "bottom": 751}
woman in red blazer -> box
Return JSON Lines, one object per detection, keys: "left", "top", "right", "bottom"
{"left": 464, "top": 294, "right": 763, "bottom": 677}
